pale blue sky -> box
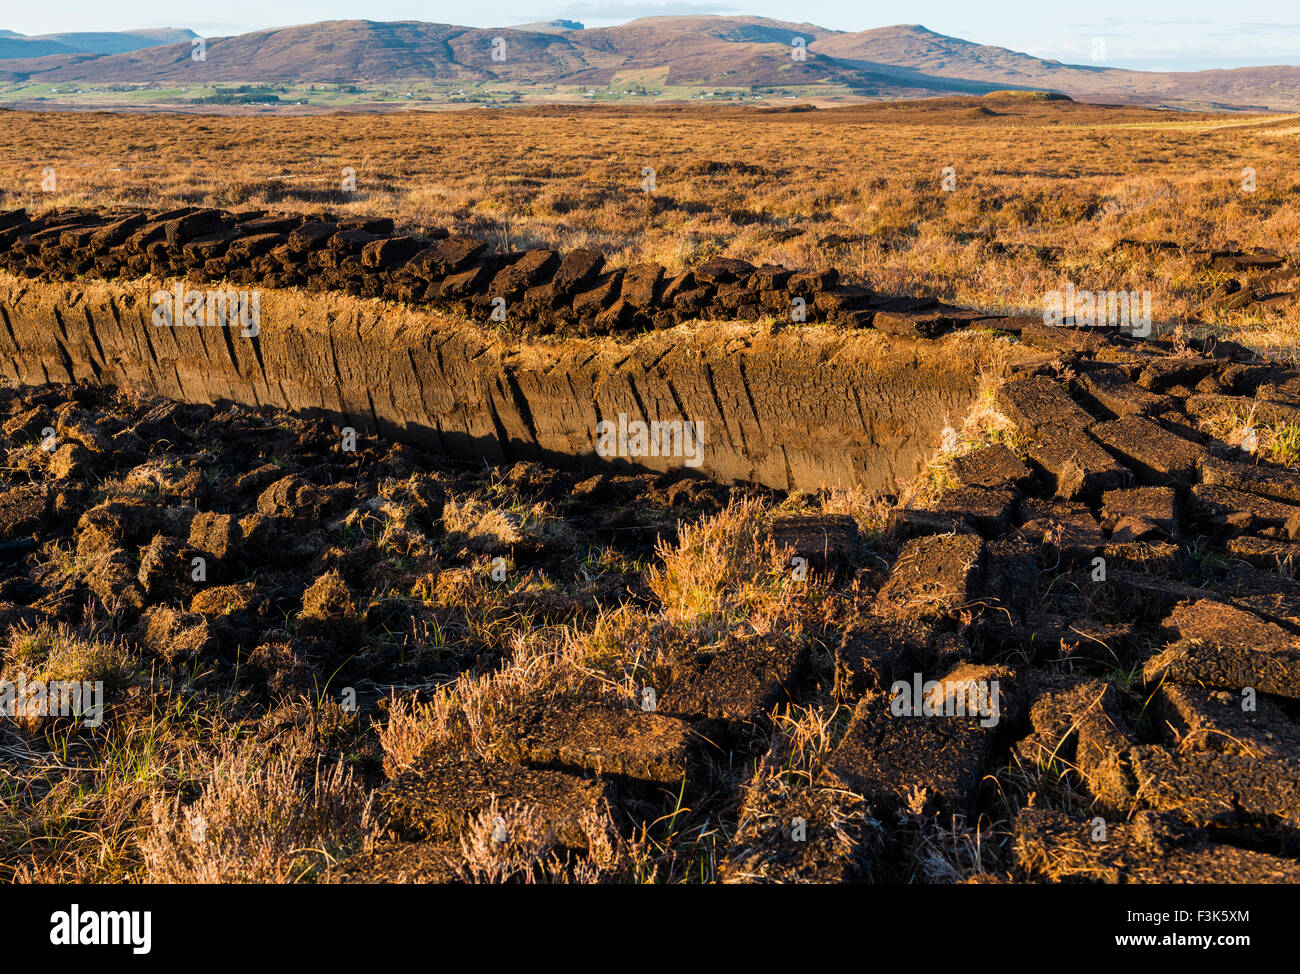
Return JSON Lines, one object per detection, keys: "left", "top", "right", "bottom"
{"left": 1, "top": 1, "right": 1297, "bottom": 71}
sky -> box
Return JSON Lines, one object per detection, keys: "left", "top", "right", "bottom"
{"left": 1, "top": 0, "right": 1297, "bottom": 72}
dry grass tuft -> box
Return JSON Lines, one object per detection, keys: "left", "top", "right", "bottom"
{"left": 647, "top": 495, "right": 812, "bottom": 632}
{"left": 139, "top": 739, "right": 375, "bottom": 883}
{"left": 3, "top": 619, "right": 136, "bottom": 688}
{"left": 456, "top": 798, "right": 635, "bottom": 884}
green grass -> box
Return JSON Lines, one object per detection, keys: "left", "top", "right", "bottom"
{"left": 0, "top": 79, "right": 899, "bottom": 110}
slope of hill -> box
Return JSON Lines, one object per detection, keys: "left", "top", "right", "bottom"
{"left": 0, "top": 27, "right": 196, "bottom": 60}
{"left": 509, "top": 20, "right": 585, "bottom": 34}
{"left": 813, "top": 25, "right": 1300, "bottom": 109}
{"left": 811, "top": 24, "right": 1095, "bottom": 82}
{"left": 2, "top": 21, "right": 590, "bottom": 83}
{"left": 30, "top": 28, "right": 197, "bottom": 55}
{"left": 0, "top": 37, "right": 79, "bottom": 59}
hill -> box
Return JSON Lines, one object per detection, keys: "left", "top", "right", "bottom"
{"left": 0, "top": 27, "right": 196, "bottom": 60}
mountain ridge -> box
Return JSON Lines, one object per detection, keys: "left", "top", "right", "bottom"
{"left": 0, "top": 17, "right": 1295, "bottom": 111}
{"left": 0, "top": 26, "right": 196, "bottom": 60}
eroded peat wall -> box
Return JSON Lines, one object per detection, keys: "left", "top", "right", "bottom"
{"left": 0, "top": 276, "right": 1023, "bottom": 492}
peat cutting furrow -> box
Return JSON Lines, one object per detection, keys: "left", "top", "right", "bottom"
{"left": 0, "top": 275, "right": 1003, "bottom": 492}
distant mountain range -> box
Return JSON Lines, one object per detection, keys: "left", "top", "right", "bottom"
{"left": 0, "top": 27, "right": 196, "bottom": 60}
{"left": 1, "top": 17, "right": 1297, "bottom": 111}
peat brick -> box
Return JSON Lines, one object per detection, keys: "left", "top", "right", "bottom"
{"left": 899, "top": 486, "right": 1017, "bottom": 538}
{"left": 872, "top": 308, "right": 957, "bottom": 338}
{"left": 876, "top": 534, "right": 983, "bottom": 620}
{"left": 949, "top": 444, "right": 1031, "bottom": 489}
{"left": 1221, "top": 566, "right": 1300, "bottom": 630}
{"left": 237, "top": 214, "right": 303, "bottom": 236}
{"left": 749, "top": 264, "right": 792, "bottom": 290}
{"left": 619, "top": 262, "right": 664, "bottom": 309}
{"left": 1095, "top": 571, "right": 1220, "bottom": 623}
{"left": 550, "top": 248, "right": 605, "bottom": 296}
{"left": 1013, "top": 808, "right": 1300, "bottom": 883}
{"left": 1128, "top": 745, "right": 1300, "bottom": 832}
{"left": 722, "top": 781, "right": 871, "bottom": 884}
{"left": 225, "top": 233, "right": 284, "bottom": 263}
{"left": 660, "top": 634, "right": 807, "bottom": 725}
{"left": 1190, "top": 484, "right": 1300, "bottom": 536}
{"left": 0, "top": 485, "right": 50, "bottom": 541}
{"left": 519, "top": 282, "right": 559, "bottom": 313}
{"left": 1015, "top": 498, "right": 1106, "bottom": 563}
{"left": 1199, "top": 455, "right": 1300, "bottom": 504}
{"left": 979, "top": 535, "right": 1040, "bottom": 614}
{"left": 1137, "top": 356, "right": 1221, "bottom": 392}
{"left": 338, "top": 216, "right": 394, "bottom": 234}
{"left": 769, "top": 513, "right": 859, "bottom": 575}
{"left": 1225, "top": 535, "right": 1300, "bottom": 571}
{"left": 1257, "top": 374, "right": 1300, "bottom": 404}
{"left": 1163, "top": 599, "right": 1299, "bottom": 656}
{"left": 493, "top": 701, "right": 694, "bottom": 787}
{"left": 1091, "top": 416, "right": 1207, "bottom": 486}
{"left": 1016, "top": 677, "right": 1134, "bottom": 809}
{"left": 412, "top": 236, "right": 486, "bottom": 277}
{"left": 787, "top": 269, "right": 838, "bottom": 294}
{"left": 986, "top": 609, "right": 1133, "bottom": 660}
{"left": 672, "top": 285, "right": 714, "bottom": 315}
{"left": 1008, "top": 318, "right": 1109, "bottom": 354}
{"left": 1027, "top": 426, "right": 1129, "bottom": 499}
{"left": 659, "top": 271, "right": 696, "bottom": 304}
{"left": 593, "top": 298, "right": 635, "bottom": 331}
{"left": 163, "top": 209, "right": 230, "bottom": 247}
{"left": 439, "top": 264, "right": 493, "bottom": 300}
{"left": 88, "top": 214, "right": 146, "bottom": 251}
{"left": 361, "top": 235, "right": 422, "bottom": 270}
{"left": 1185, "top": 393, "right": 1300, "bottom": 428}
{"left": 813, "top": 284, "right": 871, "bottom": 315}
{"left": 832, "top": 618, "right": 961, "bottom": 700}
{"left": 694, "top": 257, "right": 755, "bottom": 285}
{"left": 326, "top": 228, "right": 379, "bottom": 255}
{"left": 715, "top": 285, "right": 759, "bottom": 313}
{"left": 287, "top": 221, "right": 338, "bottom": 252}
{"left": 188, "top": 511, "right": 240, "bottom": 562}
{"left": 1074, "top": 367, "right": 1171, "bottom": 417}
{"left": 825, "top": 673, "right": 1006, "bottom": 815}
{"left": 572, "top": 271, "right": 624, "bottom": 318}
{"left": 490, "top": 249, "right": 559, "bottom": 297}
{"left": 1152, "top": 684, "right": 1300, "bottom": 760}
{"left": 996, "top": 374, "right": 1097, "bottom": 434}
{"left": 1143, "top": 639, "right": 1300, "bottom": 701}
{"left": 385, "top": 757, "right": 608, "bottom": 847}
{"left": 181, "top": 231, "right": 240, "bottom": 263}
{"left": 1101, "top": 486, "right": 1177, "bottom": 539}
